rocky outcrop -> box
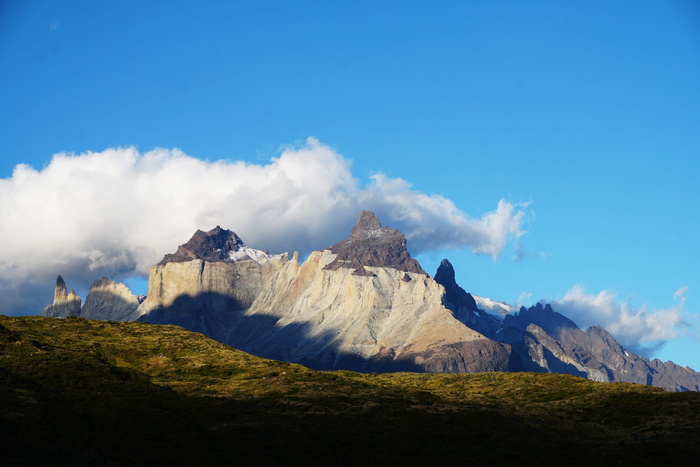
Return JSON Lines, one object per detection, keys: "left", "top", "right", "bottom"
{"left": 434, "top": 259, "right": 478, "bottom": 311}
{"left": 505, "top": 302, "right": 579, "bottom": 338}
{"left": 81, "top": 277, "right": 144, "bottom": 321}
{"left": 41, "top": 275, "right": 81, "bottom": 318}
{"left": 323, "top": 211, "right": 425, "bottom": 275}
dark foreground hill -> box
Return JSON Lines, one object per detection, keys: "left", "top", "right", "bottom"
{"left": 2, "top": 315, "right": 699, "bottom": 466}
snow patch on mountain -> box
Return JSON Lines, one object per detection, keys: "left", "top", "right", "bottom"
{"left": 228, "top": 246, "right": 285, "bottom": 263}
{"left": 473, "top": 296, "right": 513, "bottom": 318}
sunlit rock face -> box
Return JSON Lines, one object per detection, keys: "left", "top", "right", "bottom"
{"left": 41, "top": 275, "right": 81, "bottom": 318}
{"left": 232, "top": 248, "right": 509, "bottom": 372}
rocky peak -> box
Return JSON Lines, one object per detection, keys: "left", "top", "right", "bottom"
{"left": 81, "top": 277, "right": 143, "bottom": 321}
{"left": 324, "top": 211, "right": 426, "bottom": 275}
{"left": 350, "top": 210, "right": 384, "bottom": 240}
{"left": 434, "top": 259, "right": 478, "bottom": 311}
{"left": 54, "top": 275, "right": 69, "bottom": 301}
{"left": 505, "top": 302, "right": 580, "bottom": 338}
{"left": 41, "top": 275, "right": 81, "bottom": 318}
{"left": 159, "top": 226, "right": 247, "bottom": 264}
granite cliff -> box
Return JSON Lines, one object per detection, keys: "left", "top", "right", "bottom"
{"left": 42, "top": 276, "right": 143, "bottom": 321}
{"left": 41, "top": 275, "right": 81, "bottom": 318}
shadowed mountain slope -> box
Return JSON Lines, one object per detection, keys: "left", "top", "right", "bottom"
{"left": 2, "top": 315, "right": 700, "bottom": 466}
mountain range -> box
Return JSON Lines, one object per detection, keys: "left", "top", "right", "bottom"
{"left": 42, "top": 211, "right": 700, "bottom": 391}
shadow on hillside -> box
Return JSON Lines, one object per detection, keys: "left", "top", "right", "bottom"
{"left": 137, "top": 291, "right": 425, "bottom": 373}
{"left": 80, "top": 292, "right": 143, "bottom": 321}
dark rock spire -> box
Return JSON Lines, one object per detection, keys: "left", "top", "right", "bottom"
{"left": 434, "top": 259, "right": 478, "bottom": 311}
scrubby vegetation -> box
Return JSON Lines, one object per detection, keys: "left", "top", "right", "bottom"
{"left": 1, "top": 315, "right": 699, "bottom": 465}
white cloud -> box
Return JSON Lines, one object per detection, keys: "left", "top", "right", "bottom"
{"left": 0, "top": 137, "right": 529, "bottom": 315}
{"left": 552, "top": 285, "right": 688, "bottom": 356}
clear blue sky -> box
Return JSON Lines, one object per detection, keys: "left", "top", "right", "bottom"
{"left": 1, "top": 1, "right": 699, "bottom": 369}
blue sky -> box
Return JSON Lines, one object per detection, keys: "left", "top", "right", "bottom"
{"left": 1, "top": 1, "right": 699, "bottom": 369}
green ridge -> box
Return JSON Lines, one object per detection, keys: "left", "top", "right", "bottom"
{"left": 1, "top": 315, "right": 698, "bottom": 466}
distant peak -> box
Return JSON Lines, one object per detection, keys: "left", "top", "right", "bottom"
{"left": 324, "top": 211, "right": 426, "bottom": 275}
{"left": 159, "top": 226, "right": 284, "bottom": 264}
{"left": 54, "top": 275, "right": 68, "bottom": 300}
{"left": 350, "top": 211, "right": 383, "bottom": 240}
{"left": 159, "top": 226, "right": 246, "bottom": 264}
{"left": 505, "top": 302, "right": 579, "bottom": 336}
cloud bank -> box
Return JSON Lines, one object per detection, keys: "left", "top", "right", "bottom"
{"left": 552, "top": 285, "right": 688, "bottom": 356}
{"left": 0, "top": 137, "right": 528, "bottom": 315}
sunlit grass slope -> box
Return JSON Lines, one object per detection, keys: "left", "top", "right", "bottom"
{"left": 1, "top": 315, "right": 698, "bottom": 466}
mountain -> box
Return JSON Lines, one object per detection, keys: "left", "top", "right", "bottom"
{"left": 43, "top": 276, "right": 143, "bottom": 321}
{"left": 500, "top": 303, "right": 700, "bottom": 391}
{"left": 4, "top": 315, "right": 699, "bottom": 466}
{"left": 41, "top": 211, "right": 700, "bottom": 391}
{"left": 134, "top": 213, "right": 511, "bottom": 373}
{"left": 41, "top": 275, "right": 81, "bottom": 318}
{"left": 323, "top": 210, "right": 426, "bottom": 275}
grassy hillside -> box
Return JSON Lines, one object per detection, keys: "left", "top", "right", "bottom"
{"left": 1, "top": 315, "right": 699, "bottom": 466}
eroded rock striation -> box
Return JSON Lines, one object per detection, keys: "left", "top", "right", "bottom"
{"left": 230, "top": 248, "right": 508, "bottom": 372}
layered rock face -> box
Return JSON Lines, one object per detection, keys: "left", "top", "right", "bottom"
{"left": 41, "top": 276, "right": 82, "bottom": 318}
{"left": 229, "top": 249, "right": 508, "bottom": 372}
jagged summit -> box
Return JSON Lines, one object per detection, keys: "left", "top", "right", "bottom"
{"left": 159, "top": 226, "right": 244, "bottom": 263}
{"left": 324, "top": 211, "right": 426, "bottom": 275}
{"left": 41, "top": 275, "right": 81, "bottom": 318}
{"left": 53, "top": 275, "right": 69, "bottom": 301}
{"left": 434, "top": 259, "right": 478, "bottom": 311}
{"left": 505, "top": 301, "right": 579, "bottom": 338}
{"left": 159, "top": 226, "right": 277, "bottom": 264}
{"left": 350, "top": 210, "right": 383, "bottom": 240}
